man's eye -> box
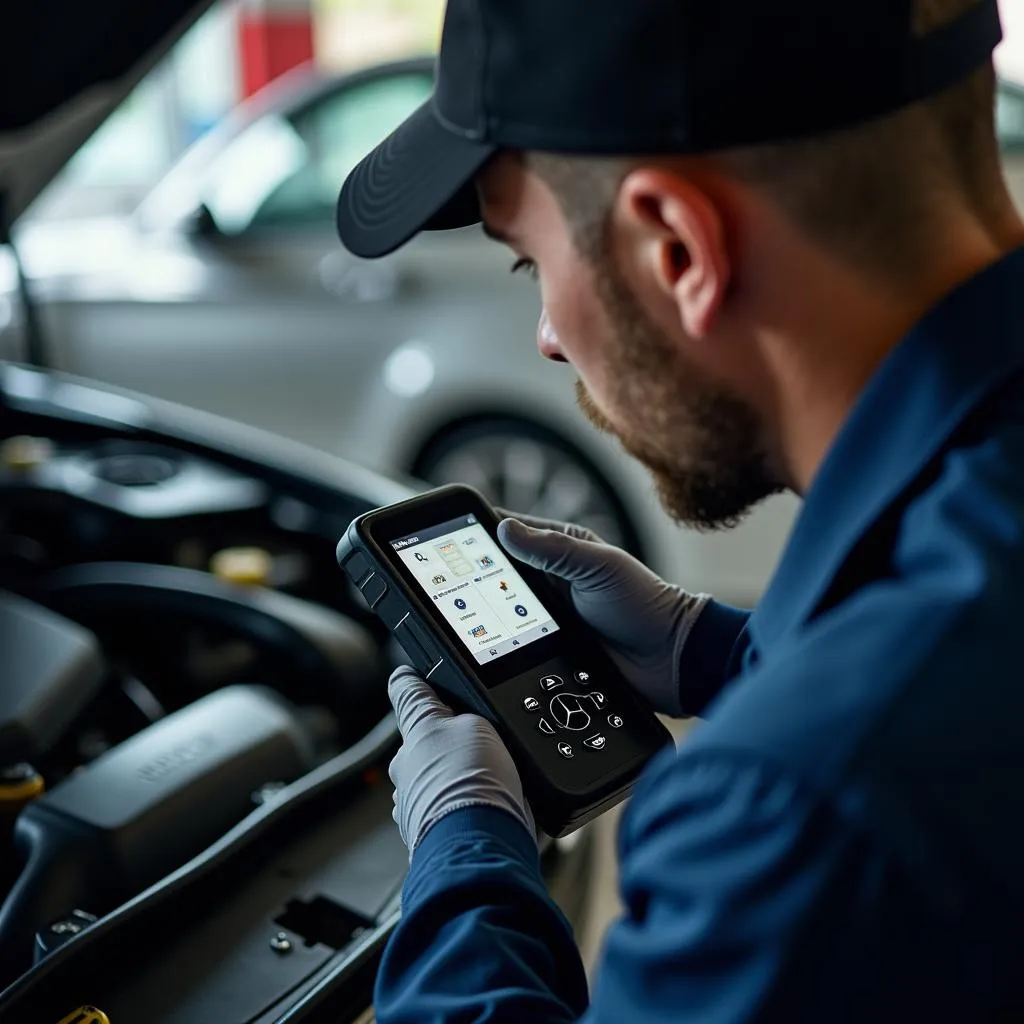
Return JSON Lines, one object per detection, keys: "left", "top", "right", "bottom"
{"left": 510, "top": 258, "right": 539, "bottom": 280}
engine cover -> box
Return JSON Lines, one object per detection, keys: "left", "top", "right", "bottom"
{"left": 0, "top": 685, "right": 316, "bottom": 980}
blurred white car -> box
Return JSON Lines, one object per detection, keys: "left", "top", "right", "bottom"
{"left": 2, "top": 61, "right": 1022, "bottom": 604}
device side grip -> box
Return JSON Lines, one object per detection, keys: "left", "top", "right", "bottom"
{"left": 337, "top": 529, "right": 494, "bottom": 721}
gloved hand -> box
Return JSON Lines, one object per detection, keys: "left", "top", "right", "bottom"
{"left": 497, "top": 512, "right": 709, "bottom": 718}
{"left": 388, "top": 665, "right": 536, "bottom": 857}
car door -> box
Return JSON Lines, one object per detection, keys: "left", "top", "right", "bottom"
{"left": 51, "top": 66, "right": 442, "bottom": 456}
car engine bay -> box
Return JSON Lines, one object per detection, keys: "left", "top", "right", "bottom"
{"left": 0, "top": 363, "right": 593, "bottom": 1024}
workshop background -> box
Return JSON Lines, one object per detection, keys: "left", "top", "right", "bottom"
{"left": 10, "top": 0, "right": 1024, "bottom": 972}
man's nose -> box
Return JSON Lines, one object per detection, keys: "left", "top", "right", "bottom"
{"left": 537, "top": 310, "right": 567, "bottom": 363}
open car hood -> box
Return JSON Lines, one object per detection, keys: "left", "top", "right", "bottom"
{"left": 0, "top": 0, "right": 215, "bottom": 229}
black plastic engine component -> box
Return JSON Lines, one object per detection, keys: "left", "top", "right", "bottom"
{"left": 0, "top": 714, "right": 404, "bottom": 1024}
{"left": 34, "top": 909, "right": 97, "bottom": 963}
{"left": 36, "top": 563, "right": 384, "bottom": 736}
{"left": 91, "top": 451, "right": 181, "bottom": 488}
{"left": 0, "top": 591, "right": 105, "bottom": 764}
{"left": 0, "top": 685, "right": 316, "bottom": 985}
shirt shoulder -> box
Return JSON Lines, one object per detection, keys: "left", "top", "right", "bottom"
{"left": 689, "top": 421, "right": 1024, "bottom": 913}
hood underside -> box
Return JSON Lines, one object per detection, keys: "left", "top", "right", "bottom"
{"left": 0, "top": 0, "right": 214, "bottom": 228}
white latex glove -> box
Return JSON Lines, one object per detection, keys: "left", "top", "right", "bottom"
{"left": 497, "top": 512, "right": 709, "bottom": 718}
{"left": 388, "top": 666, "right": 536, "bottom": 857}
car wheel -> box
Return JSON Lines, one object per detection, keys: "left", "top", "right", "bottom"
{"left": 413, "top": 418, "right": 645, "bottom": 558}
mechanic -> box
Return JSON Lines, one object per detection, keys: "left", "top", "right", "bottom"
{"left": 336, "top": 0, "right": 1024, "bottom": 1020}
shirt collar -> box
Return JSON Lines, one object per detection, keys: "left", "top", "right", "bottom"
{"left": 749, "top": 245, "right": 1024, "bottom": 650}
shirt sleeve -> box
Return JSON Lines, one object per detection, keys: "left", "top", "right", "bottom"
{"left": 373, "top": 748, "right": 892, "bottom": 1024}
{"left": 373, "top": 805, "right": 589, "bottom": 1024}
{"left": 677, "top": 600, "right": 752, "bottom": 717}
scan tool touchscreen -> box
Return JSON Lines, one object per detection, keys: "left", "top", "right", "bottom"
{"left": 392, "top": 514, "right": 560, "bottom": 665}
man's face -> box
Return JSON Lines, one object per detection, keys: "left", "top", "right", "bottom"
{"left": 479, "top": 155, "right": 783, "bottom": 530}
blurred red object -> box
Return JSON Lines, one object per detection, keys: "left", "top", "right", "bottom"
{"left": 238, "top": 0, "right": 314, "bottom": 98}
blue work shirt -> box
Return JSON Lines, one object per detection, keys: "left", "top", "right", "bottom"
{"left": 376, "top": 248, "right": 1024, "bottom": 1023}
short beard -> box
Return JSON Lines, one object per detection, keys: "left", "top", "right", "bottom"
{"left": 575, "top": 258, "right": 784, "bottom": 531}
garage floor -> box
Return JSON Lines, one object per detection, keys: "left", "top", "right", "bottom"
{"left": 579, "top": 805, "right": 626, "bottom": 972}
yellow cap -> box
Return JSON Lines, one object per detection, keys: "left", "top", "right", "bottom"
{"left": 56, "top": 1008, "right": 111, "bottom": 1024}
{"left": 0, "top": 764, "right": 44, "bottom": 805}
{"left": 1, "top": 435, "right": 53, "bottom": 470}
{"left": 210, "top": 547, "right": 273, "bottom": 587}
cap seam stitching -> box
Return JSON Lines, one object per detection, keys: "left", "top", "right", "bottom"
{"left": 432, "top": 102, "right": 486, "bottom": 141}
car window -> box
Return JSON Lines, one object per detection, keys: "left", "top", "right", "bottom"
{"left": 997, "top": 80, "right": 1024, "bottom": 154}
{"left": 199, "top": 114, "right": 309, "bottom": 234}
{"left": 202, "top": 71, "right": 433, "bottom": 235}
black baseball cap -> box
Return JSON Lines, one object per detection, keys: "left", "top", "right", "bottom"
{"left": 337, "top": 0, "right": 1003, "bottom": 259}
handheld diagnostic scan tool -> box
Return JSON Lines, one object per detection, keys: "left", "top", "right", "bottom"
{"left": 337, "top": 485, "right": 672, "bottom": 836}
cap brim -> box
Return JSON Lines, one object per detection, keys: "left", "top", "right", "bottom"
{"left": 336, "top": 100, "right": 496, "bottom": 259}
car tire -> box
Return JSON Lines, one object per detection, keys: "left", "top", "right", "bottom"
{"left": 413, "top": 418, "right": 645, "bottom": 559}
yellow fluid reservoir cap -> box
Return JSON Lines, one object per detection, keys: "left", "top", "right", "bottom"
{"left": 56, "top": 1008, "right": 111, "bottom": 1024}
{"left": 1, "top": 435, "right": 54, "bottom": 470}
{"left": 0, "top": 762, "right": 44, "bottom": 805}
{"left": 210, "top": 547, "right": 273, "bottom": 587}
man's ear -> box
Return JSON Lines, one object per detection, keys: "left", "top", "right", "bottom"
{"left": 616, "top": 169, "right": 731, "bottom": 338}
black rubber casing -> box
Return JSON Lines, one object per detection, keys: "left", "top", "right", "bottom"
{"left": 337, "top": 485, "right": 672, "bottom": 837}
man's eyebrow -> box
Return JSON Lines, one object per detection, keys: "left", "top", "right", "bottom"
{"left": 481, "top": 220, "right": 516, "bottom": 245}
